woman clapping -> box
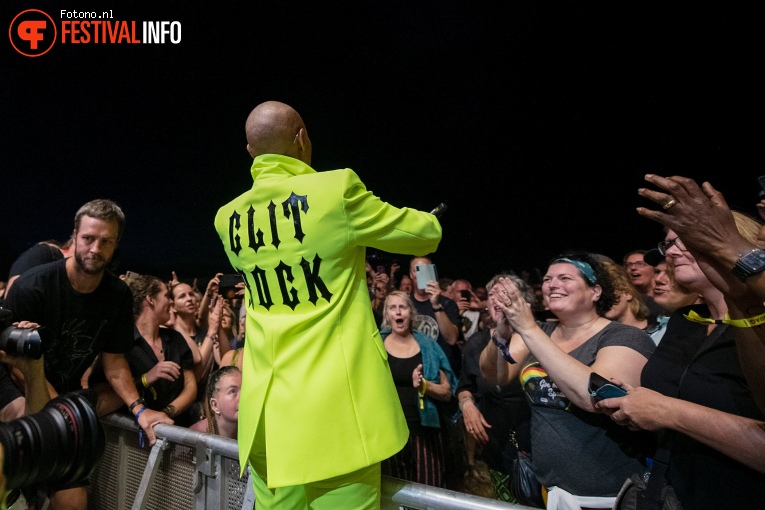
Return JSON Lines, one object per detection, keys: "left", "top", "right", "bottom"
{"left": 480, "top": 253, "right": 655, "bottom": 507}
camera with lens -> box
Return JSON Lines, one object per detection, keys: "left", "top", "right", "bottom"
{"left": 0, "top": 390, "right": 105, "bottom": 507}
{"left": 0, "top": 309, "right": 51, "bottom": 359}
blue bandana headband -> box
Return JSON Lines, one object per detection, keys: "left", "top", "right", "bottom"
{"left": 553, "top": 258, "right": 598, "bottom": 284}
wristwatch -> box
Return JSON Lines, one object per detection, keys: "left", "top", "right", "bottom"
{"left": 732, "top": 248, "right": 765, "bottom": 281}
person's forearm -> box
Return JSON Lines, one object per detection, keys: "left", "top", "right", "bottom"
{"left": 457, "top": 390, "right": 475, "bottom": 412}
{"left": 197, "top": 294, "right": 211, "bottom": 323}
{"left": 711, "top": 238, "right": 765, "bottom": 302}
{"left": 518, "top": 327, "right": 599, "bottom": 410}
{"left": 667, "top": 398, "right": 765, "bottom": 474}
{"left": 102, "top": 353, "right": 140, "bottom": 407}
{"left": 479, "top": 340, "right": 519, "bottom": 385}
{"left": 217, "top": 328, "right": 233, "bottom": 358}
{"left": 424, "top": 371, "right": 452, "bottom": 401}
{"left": 198, "top": 333, "right": 215, "bottom": 368}
{"left": 169, "top": 369, "right": 197, "bottom": 414}
{"left": 22, "top": 361, "right": 51, "bottom": 414}
{"left": 728, "top": 299, "right": 765, "bottom": 413}
{"left": 746, "top": 272, "right": 765, "bottom": 302}
{"left": 518, "top": 327, "right": 645, "bottom": 412}
{"left": 436, "top": 314, "right": 459, "bottom": 345}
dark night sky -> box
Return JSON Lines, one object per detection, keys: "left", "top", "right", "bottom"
{"left": 2, "top": 2, "right": 764, "bottom": 287}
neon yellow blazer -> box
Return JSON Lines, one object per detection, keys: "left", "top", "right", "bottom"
{"left": 214, "top": 154, "right": 442, "bottom": 487}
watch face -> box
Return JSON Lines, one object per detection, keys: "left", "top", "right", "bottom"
{"left": 741, "top": 249, "right": 765, "bottom": 270}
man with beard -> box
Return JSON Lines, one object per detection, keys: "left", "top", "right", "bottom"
{"left": 0, "top": 199, "right": 171, "bottom": 510}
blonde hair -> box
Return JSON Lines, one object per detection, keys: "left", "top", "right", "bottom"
{"left": 603, "top": 261, "right": 650, "bottom": 321}
{"left": 733, "top": 210, "right": 762, "bottom": 244}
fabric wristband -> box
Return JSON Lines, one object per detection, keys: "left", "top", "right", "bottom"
{"left": 135, "top": 405, "right": 147, "bottom": 447}
{"left": 684, "top": 310, "right": 765, "bottom": 328}
{"left": 418, "top": 379, "right": 428, "bottom": 397}
{"left": 491, "top": 333, "right": 516, "bottom": 364}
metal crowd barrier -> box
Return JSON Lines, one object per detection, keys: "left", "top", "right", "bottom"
{"left": 91, "top": 413, "right": 537, "bottom": 510}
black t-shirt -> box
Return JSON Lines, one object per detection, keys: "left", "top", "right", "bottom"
{"left": 388, "top": 351, "right": 423, "bottom": 425}
{"left": 641, "top": 304, "right": 765, "bottom": 509}
{"left": 411, "top": 295, "right": 462, "bottom": 377}
{"left": 456, "top": 328, "right": 532, "bottom": 469}
{"left": 8, "top": 243, "right": 63, "bottom": 280}
{"left": 4, "top": 259, "right": 133, "bottom": 394}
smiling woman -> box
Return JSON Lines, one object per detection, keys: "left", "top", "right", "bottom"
{"left": 604, "top": 214, "right": 765, "bottom": 509}
{"left": 479, "top": 252, "right": 656, "bottom": 506}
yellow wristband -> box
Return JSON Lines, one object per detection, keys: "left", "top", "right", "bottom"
{"left": 419, "top": 379, "right": 428, "bottom": 397}
{"left": 684, "top": 310, "right": 765, "bottom": 328}
{"left": 141, "top": 373, "right": 150, "bottom": 388}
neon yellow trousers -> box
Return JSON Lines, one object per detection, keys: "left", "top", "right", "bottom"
{"left": 249, "top": 461, "right": 381, "bottom": 510}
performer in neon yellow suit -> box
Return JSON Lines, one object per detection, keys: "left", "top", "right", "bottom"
{"left": 214, "top": 101, "right": 442, "bottom": 509}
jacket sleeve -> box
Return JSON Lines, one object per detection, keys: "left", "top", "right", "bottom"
{"left": 341, "top": 169, "right": 442, "bottom": 255}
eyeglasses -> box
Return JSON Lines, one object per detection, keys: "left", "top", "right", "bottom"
{"left": 374, "top": 287, "right": 387, "bottom": 293}
{"left": 658, "top": 237, "right": 686, "bottom": 256}
{"left": 625, "top": 261, "right": 648, "bottom": 269}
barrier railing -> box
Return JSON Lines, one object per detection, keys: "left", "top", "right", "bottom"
{"left": 92, "top": 413, "right": 537, "bottom": 510}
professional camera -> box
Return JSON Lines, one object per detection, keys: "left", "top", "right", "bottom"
{"left": 0, "top": 390, "right": 105, "bottom": 499}
{"left": 0, "top": 308, "right": 51, "bottom": 359}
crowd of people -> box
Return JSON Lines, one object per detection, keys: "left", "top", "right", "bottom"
{"left": 358, "top": 179, "right": 765, "bottom": 510}
{"left": 1, "top": 104, "right": 765, "bottom": 510}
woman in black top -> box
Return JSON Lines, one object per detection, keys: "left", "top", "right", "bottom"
{"left": 126, "top": 275, "right": 197, "bottom": 426}
{"left": 600, "top": 225, "right": 765, "bottom": 509}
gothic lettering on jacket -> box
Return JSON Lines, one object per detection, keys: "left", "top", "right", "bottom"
{"left": 227, "top": 191, "right": 333, "bottom": 310}
{"left": 248, "top": 205, "right": 266, "bottom": 252}
{"left": 228, "top": 210, "right": 242, "bottom": 256}
{"left": 284, "top": 192, "right": 308, "bottom": 243}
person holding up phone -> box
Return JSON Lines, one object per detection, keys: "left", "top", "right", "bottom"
{"left": 479, "top": 253, "right": 655, "bottom": 507}
{"left": 452, "top": 279, "right": 483, "bottom": 340}
{"left": 408, "top": 257, "right": 461, "bottom": 376}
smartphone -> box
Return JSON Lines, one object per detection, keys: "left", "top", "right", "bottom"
{"left": 218, "top": 274, "right": 243, "bottom": 297}
{"left": 376, "top": 265, "right": 386, "bottom": 274}
{"left": 415, "top": 263, "right": 438, "bottom": 290}
{"left": 589, "top": 372, "right": 627, "bottom": 400}
{"left": 124, "top": 270, "right": 140, "bottom": 281}
{"left": 460, "top": 289, "right": 472, "bottom": 301}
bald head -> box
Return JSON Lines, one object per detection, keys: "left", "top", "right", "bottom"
{"left": 245, "top": 101, "right": 312, "bottom": 164}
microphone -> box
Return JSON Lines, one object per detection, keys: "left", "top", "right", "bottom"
{"left": 429, "top": 203, "right": 447, "bottom": 218}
